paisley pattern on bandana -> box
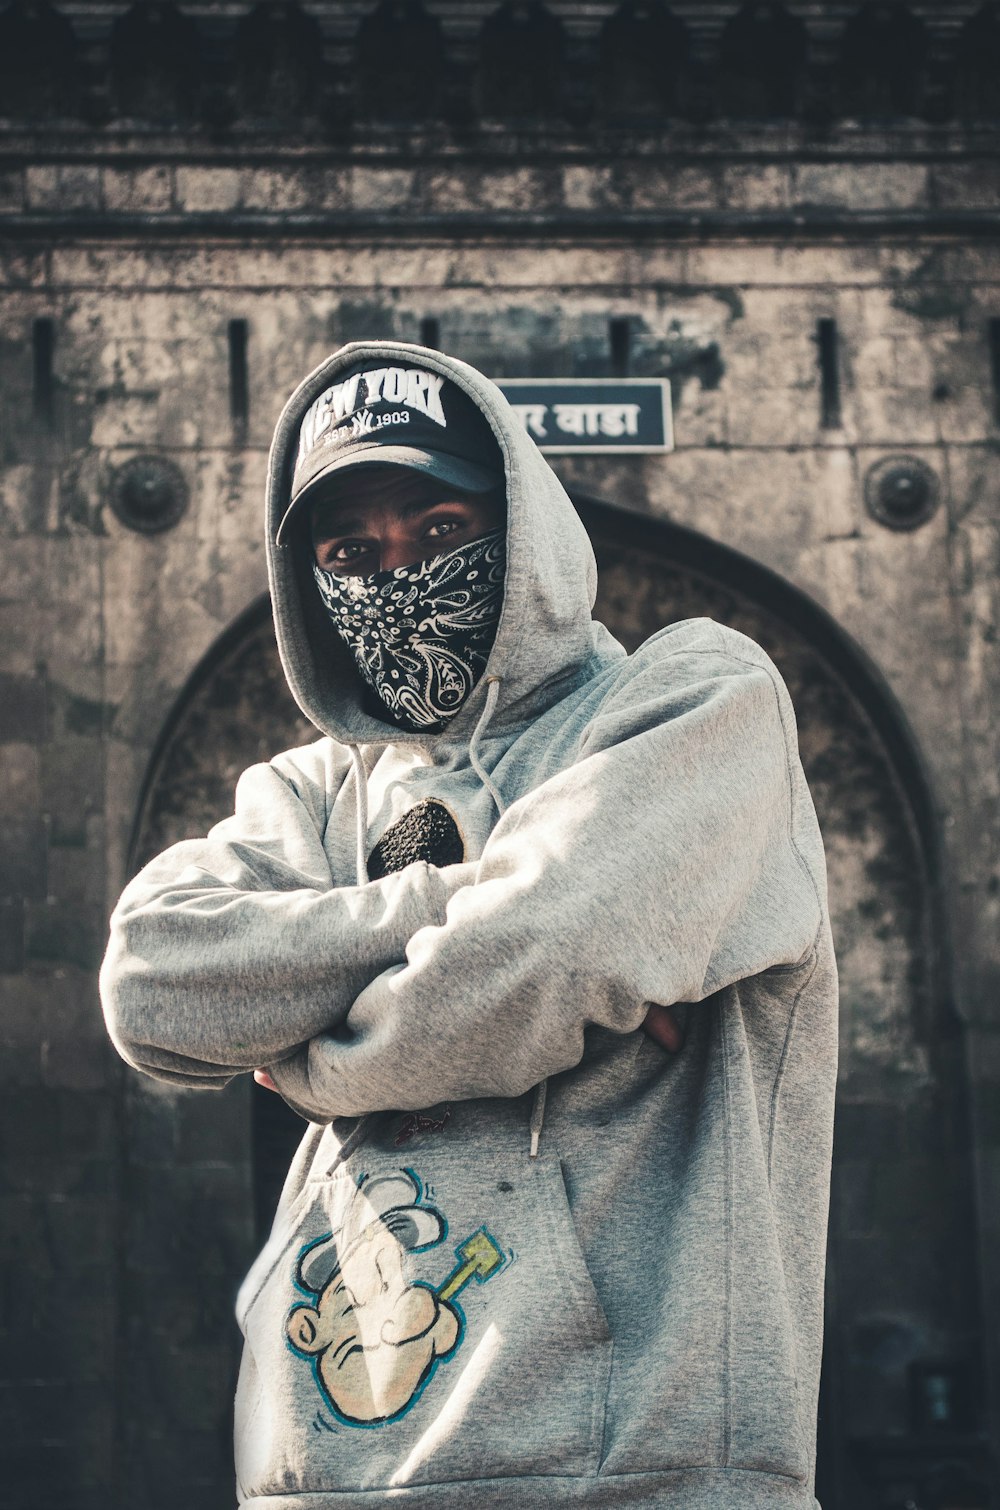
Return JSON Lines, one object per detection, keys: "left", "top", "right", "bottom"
{"left": 312, "top": 529, "right": 505, "bottom": 731}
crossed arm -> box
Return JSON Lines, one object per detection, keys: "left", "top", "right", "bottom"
{"left": 100, "top": 741, "right": 477, "bottom": 1085}
{"left": 102, "top": 648, "right": 820, "bottom": 1117}
{"left": 254, "top": 1005, "right": 684, "bottom": 1093}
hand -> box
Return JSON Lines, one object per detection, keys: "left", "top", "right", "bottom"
{"left": 254, "top": 1069, "right": 278, "bottom": 1092}
{"left": 642, "top": 1004, "right": 684, "bottom": 1053}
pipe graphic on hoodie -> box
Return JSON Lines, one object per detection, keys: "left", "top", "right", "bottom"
{"left": 286, "top": 1170, "right": 507, "bottom": 1427}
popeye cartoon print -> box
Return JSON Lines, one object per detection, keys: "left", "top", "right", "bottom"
{"left": 286, "top": 1170, "right": 506, "bottom": 1426}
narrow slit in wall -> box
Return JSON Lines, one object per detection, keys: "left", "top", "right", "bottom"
{"left": 989, "top": 319, "right": 1000, "bottom": 426}
{"left": 228, "top": 319, "right": 249, "bottom": 437}
{"left": 33, "top": 317, "right": 55, "bottom": 426}
{"left": 817, "top": 318, "right": 841, "bottom": 429}
{"left": 609, "top": 317, "right": 631, "bottom": 378}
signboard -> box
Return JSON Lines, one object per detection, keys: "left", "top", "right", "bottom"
{"left": 497, "top": 379, "right": 673, "bottom": 454}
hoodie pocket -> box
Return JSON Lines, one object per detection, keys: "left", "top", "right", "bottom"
{"left": 234, "top": 1148, "right": 612, "bottom": 1496}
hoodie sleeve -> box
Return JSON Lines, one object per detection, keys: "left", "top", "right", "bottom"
{"left": 99, "top": 747, "right": 476, "bottom": 1088}
{"left": 267, "top": 643, "right": 826, "bottom": 1121}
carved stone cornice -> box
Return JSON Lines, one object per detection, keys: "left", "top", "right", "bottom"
{"left": 0, "top": 2, "right": 995, "bottom": 142}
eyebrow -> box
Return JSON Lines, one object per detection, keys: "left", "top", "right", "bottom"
{"left": 313, "top": 497, "right": 470, "bottom": 538}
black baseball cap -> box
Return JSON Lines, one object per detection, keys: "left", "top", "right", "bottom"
{"left": 276, "top": 359, "right": 503, "bottom": 543}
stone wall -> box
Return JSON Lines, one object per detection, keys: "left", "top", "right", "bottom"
{"left": 1, "top": 19, "right": 999, "bottom": 1500}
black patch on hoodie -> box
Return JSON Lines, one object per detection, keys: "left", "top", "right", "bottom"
{"left": 367, "top": 799, "right": 465, "bottom": 878}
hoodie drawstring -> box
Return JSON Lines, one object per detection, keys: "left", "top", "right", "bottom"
{"left": 529, "top": 1080, "right": 548, "bottom": 1160}
{"left": 349, "top": 743, "right": 370, "bottom": 885}
{"left": 468, "top": 676, "right": 549, "bottom": 1158}
{"left": 325, "top": 1114, "right": 375, "bottom": 1176}
{"left": 468, "top": 675, "right": 505, "bottom": 818}
{"left": 345, "top": 679, "right": 546, "bottom": 1161}
{"left": 325, "top": 745, "right": 374, "bottom": 1172}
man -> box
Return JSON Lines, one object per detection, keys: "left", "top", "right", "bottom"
{"left": 101, "top": 342, "right": 837, "bottom": 1508}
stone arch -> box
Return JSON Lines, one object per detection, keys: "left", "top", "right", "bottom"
{"left": 599, "top": 1, "right": 688, "bottom": 124}
{"left": 718, "top": 2, "right": 807, "bottom": 119}
{"left": 234, "top": 1, "right": 323, "bottom": 125}
{"left": 110, "top": 2, "right": 202, "bottom": 123}
{"left": 478, "top": 1, "right": 566, "bottom": 121}
{"left": 355, "top": 0, "right": 445, "bottom": 123}
{"left": 840, "top": 1, "right": 929, "bottom": 119}
{"left": 125, "top": 497, "right": 979, "bottom": 1506}
{"left": 0, "top": 1, "right": 78, "bottom": 120}
{"left": 575, "top": 501, "right": 978, "bottom": 1506}
{"left": 956, "top": 4, "right": 1000, "bottom": 122}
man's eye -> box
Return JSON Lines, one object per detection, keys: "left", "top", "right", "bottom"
{"left": 332, "top": 542, "right": 370, "bottom": 561}
{"left": 426, "top": 520, "right": 460, "bottom": 538}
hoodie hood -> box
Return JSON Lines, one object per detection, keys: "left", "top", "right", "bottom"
{"left": 266, "top": 341, "right": 606, "bottom": 750}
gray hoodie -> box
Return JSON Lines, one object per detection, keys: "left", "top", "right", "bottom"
{"left": 100, "top": 342, "right": 837, "bottom": 1509}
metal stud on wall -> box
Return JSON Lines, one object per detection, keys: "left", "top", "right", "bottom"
{"left": 109, "top": 454, "right": 189, "bottom": 534}
{"left": 864, "top": 455, "right": 940, "bottom": 532}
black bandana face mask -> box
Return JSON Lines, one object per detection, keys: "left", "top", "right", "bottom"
{"left": 312, "top": 529, "right": 506, "bottom": 732}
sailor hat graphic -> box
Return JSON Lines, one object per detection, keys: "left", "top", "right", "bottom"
{"left": 296, "top": 1170, "right": 446, "bottom": 1295}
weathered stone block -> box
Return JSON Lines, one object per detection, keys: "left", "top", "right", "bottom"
{"left": 241, "top": 167, "right": 313, "bottom": 212}
{"left": 726, "top": 328, "right": 818, "bottom": 393}
{"left": 101, "top": 166, "right": 174, "bottom": 214}
{"left": 627, "top": 164, "right": 720, "bottom": 212}
{"left": 422, "top": 167, "right": 478, "bottom": 213}
{"left": 0, "top": 169, "right": 24, "bottom": 212}
{"left": 793, "top": 162, "right": 929, "bottom": 212}
{"left": 0, "top": 743, "right": 40, "bottom": 816}
{"left": 816, "top": 446, "right": 861, "bottom": 539}
{"left": 0, "top": 673, "right": 47, "bottom": 742}
{"left": 672, "top": 385, "right": 728, "bottom": 448}
{"left": 0, "top": 1090, "right": 113, "bottom": 1210}
{"left": 0, "top": 899, "right": 24, "bottom": 974}
{"left": 945, "top": 445, "right": 1000, "bottom": 527}
{"left": 57, "top": 165, "right": 103, "bottom": 213}
{"left": 26, "top": 164, "right": 102, "bottom": 212}
{"left": 24, "top": 900, "right": 104, "bottom": 970}
{"left": 42, "top": 1027, "right": 111, "bottom": 1093}
{"left": 124, "top": 1170, "right": 246, "bottom": 1277}
{"left": 850, "top": 337, "right": 897, "bottom": 389}
{"left": 721, "top": 164, "right": 791, "bottom": 211}
{"left": 23, "top": 164, "right": 59, "bottom": 209}
{"left": 726, "top": 381, "right": 820, "bottom": 447}
{"left": 348, "top": 166, "right": 416, "bottom": 212}
{"left": 561, "top": 164, "right": 614, "bottom": 211}
{"left": 46, "top": 839, "right": 104, "bottom": 905}
{"left": 934, "top": 385, "right": 994, "bottom": 444}
{"left": 685, "top": 243, "right": 781, "bottom": 287}
{"left": 852, "top": 384, "right": 938, "bottom": 445}
{"left": 932, "top": 161, "right": 1000, "bottom": 211}
{"left": 0, "top": 248, "right": 46, "bottom": 288}
{"left": 90, "top": 390, "right": 160, "bottom": 449}
{"left": 832, "top": 1156, "right": 878, "bottom": 1238}
{"left": 0, "top": 820, "right": 47, "bottom": 898}
{"left": 317, "top": 167, "right": 351, "bottom": 210}
{"left": 174, "top": 167, "right": 242, "bottom": 214}
{"left": 124, "top": 1085, "right": 182, "bottom": 1165}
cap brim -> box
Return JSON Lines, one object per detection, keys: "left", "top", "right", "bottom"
{"left": 276, "top": 446, "right": 501, "bottom": 545}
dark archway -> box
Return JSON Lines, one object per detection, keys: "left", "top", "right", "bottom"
{"left": 574, "top": 501, "right": 978, "bottom": 1507}
{"left": 599, "top": 2, "right": 688, "bottom": 124}
{"left": 126, "top": 498, "right": 979, "bottom": 1509}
